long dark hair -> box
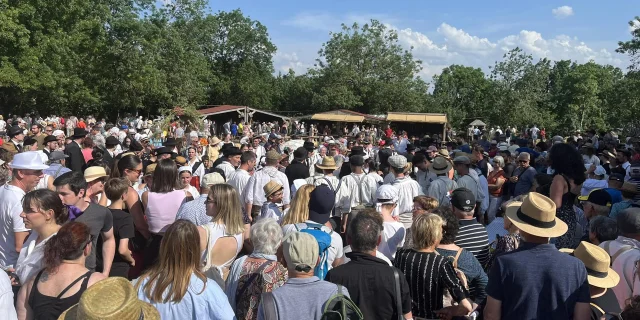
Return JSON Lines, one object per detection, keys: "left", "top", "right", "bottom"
{"left": 549, "top": 143, "right": 586, "bottom": 185}
{"left": 22, "top": 189, "right": 69, "bottom": 225}
{"left": 44, "top": 222, "right": 91, "bottom": 274}
{"left": 110, "top": 154, "right": 141, "bottom": 179}
{"left": 150, "top": 159, "right": 179, "bottom": 193}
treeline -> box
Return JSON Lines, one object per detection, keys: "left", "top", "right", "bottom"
{"left": 1, "top": 0, "right": 639, "bottom": 134}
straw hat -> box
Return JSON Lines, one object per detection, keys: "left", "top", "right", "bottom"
{"left": 430, "top": 157, "right": 452, "bottom": 175}
{"left": 316, "top": 156, "right": 338, "bottom": 170}
{"left": 264, "top": 180, "right": 283, "bottom": 198}
{"left": 621, "top": 182, "right": 639, "bottom": 194}
{"left": 559, "top": 241, "right": 620, "bottom": 289}
{"left": 84, "top": 166, "right": 107, "bottom": 183}
{"left": 504, "top": 192, "right": 568, "bottom": 238}
{"left": 58, "top": 277, "right": 159, "bottom": 320}
{"left": 144, "top": 163, "right": 157, "bottom": 176}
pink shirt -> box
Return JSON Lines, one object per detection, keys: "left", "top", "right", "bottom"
{"left": 146, "top": 190, "right": 187, "bottom": 233}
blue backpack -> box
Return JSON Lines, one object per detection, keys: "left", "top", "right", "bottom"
{"left": 296, "top": 222, "right": 332, "bottom": 279}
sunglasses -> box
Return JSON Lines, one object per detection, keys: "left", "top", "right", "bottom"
{"left": 518, "top": 160, "right": 529, "bottom": 163}
{"left": 128, "top": 169, "right": 142, "bottom": 175}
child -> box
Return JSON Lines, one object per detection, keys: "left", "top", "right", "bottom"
{"left": 375, "top": 185, "right": 406, "bottom": 260}
{"left": 260, "top": 180, "right": 285, "bottom": 224}
{"left": 104, "top": 178, "right": 136, "bottom": 278}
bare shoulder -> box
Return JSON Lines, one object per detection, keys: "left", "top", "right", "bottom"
{"left": 88, "top": 272, "right": 107, "bottom": 286}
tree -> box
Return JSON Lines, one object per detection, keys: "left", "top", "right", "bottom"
{"left": 431, "top": 65, "right": 490, "bottom": 128}
{"left": 309, "top": 20, "right": 428, "bottom": 114}
{"left": 617, "top": 16, "right": 640, "bottom": 71}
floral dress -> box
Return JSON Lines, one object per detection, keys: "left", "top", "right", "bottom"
{"left": 554, "top": 174, "right": 578, "bottom": 249}
{"left": 234, "top": 260, "right": 287, "bottom": 320}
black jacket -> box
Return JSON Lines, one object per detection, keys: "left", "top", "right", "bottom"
{"left": 65, "top": 141, "right": 86, "bottom": 172}
{"left": 285, "top": 159, "right": 310, "bottom": 187}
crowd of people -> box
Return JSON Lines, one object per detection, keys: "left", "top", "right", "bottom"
{"left": 1, "top": 113, "right": 640, "bottom": 320}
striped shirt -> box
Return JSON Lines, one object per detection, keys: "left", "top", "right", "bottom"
{"left": 454, "top": 219, "right": 490, "bottom": 266}
{"left": 393, "top": 249, "right": 468, "bottom": 318}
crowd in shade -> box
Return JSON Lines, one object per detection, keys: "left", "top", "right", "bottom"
{"left": 1, "top": 114, "right": 640, "bottom": 319}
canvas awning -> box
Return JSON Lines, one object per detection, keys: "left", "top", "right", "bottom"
{"left": 469, "top": 119, "right": 486, "bottom": 126}
{"left": 386, "top": 112, "right": 448, "bottom": 124}
{"left": 311, "top": 113, "right": 364, "bottom": 122}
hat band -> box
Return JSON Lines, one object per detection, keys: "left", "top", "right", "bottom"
{"left": 516, "top": 208, "right": 556, "bottom": 228}
{"left": 433, "top": 164, "right": 448, "bottom": 171}
{"left": 586, "top": 266, "right": 608, "bottom": 279}
{"left": 139, "top": 309, "right": 145, "bottom": 320}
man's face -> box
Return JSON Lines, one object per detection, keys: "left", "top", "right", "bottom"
{"left": 247, "top": 159, "right": 257, "bottom": 171}
{"left": 617, "top": 152, "right": 626, "bottom": 164}
{"left": 31, "top": 125, "right": 40, "bottom": 135}
{"left": 27, "top": 143, "right": 38, "bottom": 151}
{"left": 56, "top": 184, "right": 83, "bottom": 206}
{"left": 517, "top": 157, "right": 530, "bottom": 168}
{"left": 253, "top": 139, "right": 260, "bottom": 147}
{"left": 14, "top": 133, "right": 24, "bottom": 142}
{"left": 228, "top": 154, "right": 241, "bottom": 167}
{"left": 47, "top": 141, "right": 58, "bottom": 151}
{"left": 45, "top": 126, "right": 53, "bottom": 135}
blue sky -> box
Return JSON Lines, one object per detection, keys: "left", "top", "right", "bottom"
{"left": 208, "top": 0, "right": 639, "bottom": 78}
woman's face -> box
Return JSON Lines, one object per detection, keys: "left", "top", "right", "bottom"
{"left": 180, "top": 172, "right": 192, "bottom": 188}
{"left": 20, "top": 202, "right": 52, "bottom": 230}
{"left": 412, "top": 201, "right": 429, "bottom": 217}
{"left": 124, "top": 138, "right": 131, "bottom": 146}
{"left": 124, "top": 164, "right": 143, "bottom": 183}
{"left": 206, "top": 193, "right": 217, "bottom": 216}
{"left": 188, "top": 148, "right": 196, "bottom": 159}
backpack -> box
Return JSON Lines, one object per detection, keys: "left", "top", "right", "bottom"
{"left": 296, "top": 222, "right": 333, "bottom": 280}
{"left": 439, "top": 248, "right": 469, "bottom": 308}
{"left": 320, "top": 285, "right": 364, "bottom": 320}
{"left": 591, "top": 302, "right": 622, "bottom": 320}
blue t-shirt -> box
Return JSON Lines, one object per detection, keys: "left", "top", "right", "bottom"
{"left": 486, "top": 242, "right": 590, "bottom": 320}
{"left": 513, "top": 166, "right": 537, "bottom": 197}
{"left": 604, "top": 188, "right": 623, "bottom": 204}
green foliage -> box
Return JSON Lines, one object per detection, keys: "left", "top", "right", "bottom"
{"left": 1, "top": 4, "right": 640, "bottom": 136}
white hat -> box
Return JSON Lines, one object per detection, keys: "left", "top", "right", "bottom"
{"left": 10, "top": 152, "right": 49, "bottom": 170}
{"left": 178, "top": 166, "right": 192, "bottom": 174}
{"left": 375, "top": 184, "right": 400, "bottom": 217}
{"left": 52, "top": 130, "right": 65, "bottom": 137}
{"left": 594, "top": 165, "right": 607, "bottom": 176}
{"left": 202, "top": 173, "right": 225, "bottom": 186}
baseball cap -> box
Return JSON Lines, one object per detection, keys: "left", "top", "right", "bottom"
{"left": 202, "top": 172, "right": 225, "bottom": 187}
{"left": 283, "top": 232, "right": 319, "bottom": 272}
{"left": 451, "top": 188, "right": 476, "bottom": 212}
{"left": 308, "top": 185, "right": 335, "bottom": 224}
{"left": 376, "top": 184, "right": 398, "bottom": 205}
{"left": 578, "top": 189, "right": 612, "bottom": 207}
{"left": 609, "top": 173, "right": 624, "bottom": 182}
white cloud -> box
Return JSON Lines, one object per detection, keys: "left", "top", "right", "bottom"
{"left": 276, "top": 13, "right": 627, "bottom": 80}
{"left": 552, "top": 6, "right": 574, "bottom": 19}
{"left": 630, "top": 20, "right": 640, "bottom": 32}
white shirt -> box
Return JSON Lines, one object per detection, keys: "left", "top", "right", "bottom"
{"left": 341, "top": 246, "right": 392, "bottom": 266}
{"left": 216, "top": 161, "right": 236, "bottom": 180}
{"left": 0, "top": 271, "right": 17, "bottom": 320}
{"left": 244, "top": 166, "right": 291, "bottom": 206}
{"left": 0, "top": 184, "right": 28, "bottom": 268}
{"left": 16, "top": 232, "right": 55, "bottom": 284}
{"left": 185, "top": 185, "right": 200, "bottom": 198}
{"left": 379, "top": 221, "right": 405, "bottom": 260}
{"left": 282, "top": 221, "right": 344, "bottom": 269}
{"left": 600, "top": 237, "right": 640, "bottom": 309}
{"left": 336, "top": 173, "right": 379, "bottom": 214}
{"left": 0, "top": 120, "right": 5, "bottom": 131}
{"left": 390, "top": 177, "right": 424, "bottom": 214}
{"left": 583, "top": 154, "right": 600, "bottom": 168}
{"left": 228, "top": 169, "right": 251, "bottom": 203}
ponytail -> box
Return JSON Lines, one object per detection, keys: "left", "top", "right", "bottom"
{"left": 44, "top": 222, "right": 90, "bottom": 274}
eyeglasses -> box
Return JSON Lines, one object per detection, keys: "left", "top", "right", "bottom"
{"left": 518, "top": 160, "right": 529, "bottom": 163}
{"left": 128, "top": 169, "right": 142, "bottom": 175}
{"left": 204, "top": 198, "right": 216, "bottom": 205}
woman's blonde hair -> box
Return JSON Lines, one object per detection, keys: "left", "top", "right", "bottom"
{"left": 281, "top": 184, "right": 315, "bottom": 226}
{"left": 412, "top": 214, "right": 444, "bottom": 249}
{"left": 413, "top": 195, "right": 439, "bottom": 211}
{"left": 208, "top": 184, "right": 244, "bottom": 234}
{"left": 136, "top": 220, "right": 206, "bottom": 303}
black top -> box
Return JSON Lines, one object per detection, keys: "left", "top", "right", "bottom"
{"left": 477, "top": 158, "right": 488, "bottom": 177}
{"left": 591, "top": 289, "right": 621, "bottom": 320}
{"left": 394, "top": 249, "right": 468, "bottom": 318}
{"left": 325, "top": 252, "right": 412, "bottom": 320}
{"left": 110, "top": 209, "right": 135, "bottom": 264}
{"left": 284, "top": 160, "right": 310, "bottom": 187}
{"left": 338, "top": 162, "right": 351, "bottom": 179}
{"left": 28, "top": 270, "right": 93, "bottom": 320}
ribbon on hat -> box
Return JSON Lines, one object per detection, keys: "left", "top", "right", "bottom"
{"left": 376, "top": 200, "right": 400, "bottom": 217}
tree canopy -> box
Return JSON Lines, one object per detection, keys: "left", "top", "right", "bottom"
{"left": 1, "top": 1, "right": 639, "bottom": 134}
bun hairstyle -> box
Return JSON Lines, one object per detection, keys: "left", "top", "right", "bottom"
{"left": 91, "top": 147, "right": 104, "bottom": 161}
{"left": 22, "top": 189, "right": 69, "bottom": 225}
{"left": 44, "top": 222, "right": 91, "bottom": 274}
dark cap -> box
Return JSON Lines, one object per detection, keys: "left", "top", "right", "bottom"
{"left": 618, "top": 208, "right": 640, "bottom": 235}
{"left": 451, "top": 188, "right": 476, "bottom": 212}
{"left": 105, "top": 136, "right": 120, "bottom": 146}
{"left": 406, "top": 143, "right": 416, "bottom": 151}
{"left": 609, "top": 173, "right": 624, "bottom": 182}
{"left": 303, "top": 141, "right": 315, "bottom": 151}
{"left": 23, "top": 137, "right": 36, "bottom": 147}
{"left": 7, "top": 126, "right": 23, "bottom": 137}
{"left": 578, "top": 189, "right": 612, "bottom": 207}
{"left": 155, "top": 146, "right": 175, "bottom": 156}
{"left": 293, "top": 147, "right": 308, "bottom": 159}
{"left": 44, "top": 135, "right": 58, "bottom": 144}
{"left": 349, "top": 155, "right": 364, "bottom": 167}
{"left": 225, "top": 146, "right": 242, "bottom": 156}
{"left": 350, "top": 146, "right": 365, "bottom": 156}
{"left": 308, "top": 185, "right": 335, "bottom": 224}
{"left": 164, "top": 137, "right": 177, "bottom": 146}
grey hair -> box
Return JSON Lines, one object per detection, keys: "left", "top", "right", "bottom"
{"left": 589, "top": 216, "right": 618, "bottom": 243}
{"left": 493, "top": 156, "right": 505, "bottom": 168}
{"left": 518, "top": 152, "right": 531, "bottom": 160}
{"left": 250, "top": 218, "right": 283, "bottom": 255}
{"left": 348, "top": 213, "right": 382, "bottom": 252}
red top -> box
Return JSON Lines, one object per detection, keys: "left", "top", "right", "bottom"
{"left": 487, "top": 169, "right": 506, "bottom": 197}
{"left": 385, "top": 128, "right": 393, "bottom": 138}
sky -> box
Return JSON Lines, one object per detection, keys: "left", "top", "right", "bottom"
{"left": 208, "top": 0, "right": 640, "bottom": 79}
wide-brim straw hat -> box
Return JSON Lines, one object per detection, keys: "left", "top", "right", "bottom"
{"left": 316, "top": 156, "right": 338, "bottom": 170}
{"left": 505, "top": 192, "right": 568, "bottom": 238}
{"left": 84, "top": 166, "right": 107, "bottom": 183}
{"left": 209, "top": 136, "right": 221, "bottom": 145}
{"left": 559, "top": 241, "right": 620, "bottom": 289}
{"left": 58, "top": 277, "right": 159, "bottom": 320}
{"left": 430, "top": 156, "right": 452, "bottom": 174}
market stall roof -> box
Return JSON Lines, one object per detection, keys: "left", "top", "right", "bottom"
{"left": 306, "top": 109, "right": 382, "bottom": 123}
{"left": 198, "top": 105, "right": 289, "bottom": 120}
{"left": 469, "top": 119, "right": 486, "bottom": 127}
{"left": 386, "top": 112, "right": 448, "bottom": 124}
